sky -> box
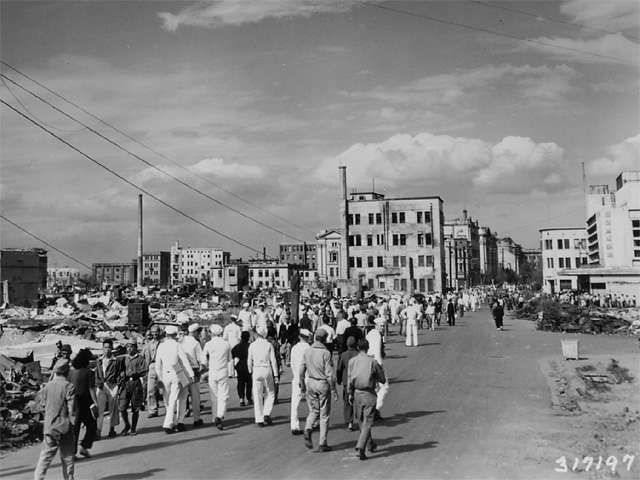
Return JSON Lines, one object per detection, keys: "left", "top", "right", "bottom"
{"left": 1, "top": 0, "right": 638, "bottom": 274}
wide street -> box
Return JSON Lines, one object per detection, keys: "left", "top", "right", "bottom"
{"left": 2, "top": 306, "right": 638, "bottom": 480}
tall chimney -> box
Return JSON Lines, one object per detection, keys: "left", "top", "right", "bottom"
{"left": 339, "top": 166, "right": 350, "bottom": 280}
{"left": 137, "top": 194, "right": 143, "bottom": 288}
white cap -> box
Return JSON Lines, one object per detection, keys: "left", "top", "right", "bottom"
{"left": 243, "top": 302, "right": 250, "bottom": 308}
{"left": 374, "top": 317, "right": 386, "bottom": 326}
{"left": 165, "top": 325, "right": 179, "bottom": 335}
{"left": 210, "top": 324, "right": 223, "bottom": 335}
{"left": 188, "top": 323, "right": 201, "bottom": 333}
{"left": 299, "top": 328, "right": 312, "bottom": 338}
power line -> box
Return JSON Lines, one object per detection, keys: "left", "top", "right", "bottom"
{"left": 1, "top": 99, "right": 278, "bottom": 260}
{"left": 1, "top": 73, "right": 310, "bottom": 245}
{"left": 0, "top": 61, "right": 316, "bottom": 237}
{"left": 0, "top": 214, "right": 93, "bottom": 270}
{"left": 352, "top": 0, "right": 639, "bottom": 66}
{"left": 468, "top": 0, "right": 639, "bottom": 42}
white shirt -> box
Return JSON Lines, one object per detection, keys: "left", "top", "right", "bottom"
{"left": 335, "top": 318, "right": 351, "bottom": 336}
{"left": 201, "top": 336, "right": 231, "bottom": 379}
{"left": 155, "top": 337, "right": 194, "bottom": 382}
{"left": 179, "top": 334, "right": 203, "bottom": 370}
{"left": 366, "top": 328, "right": 384, "bottom": 365}
{"left": 290, "top": 341, "right": 310, "bottom": 379}
{"left": 247, "top": 337, "right": 278, "bottom": 376}
{"left": 223, "top": 322, "right": 242, "bottom": 348}
{"left": 238, "top": 309, "right": 254, "bottom": 332}
{"left": 317, "top": 324, "right": 336, "bottom": 343}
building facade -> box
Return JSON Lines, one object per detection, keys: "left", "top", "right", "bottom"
{"left": 47, "top": 267, "right": 80, "bottom": 290}
{"left": 479, "top": 226, "right": 499, "bottom": 284}
{"left": 1, "top": 248, "right": 48, "bottom": 305}
{"left": 170, "top": 242, "right": 230, "bottom": 287}
{"left": 92, "top": 262, "right": 137, "bottom": 288}
{"left": 443, "top": 209, "right": 481, "bottom": 288}
{"left": 540, "top": 228, "right": 588, "bottom": 294}
{"left": 340, "top": 192, "right": 446, "bottom": 294}
{"left": 497, "top": 237, "right": 524, "bottom": 282}
{"left": 279, "top": 242, "right": 317, "bottom": 270}
{"left": 142, "top": 251, "right": 171, "bottom": 286}
{"left": 248, "top": 261, "right": 293, "bottom": 290}
{"left": 521, "top": 248, "right": 543, "bottom": 286}
{"left": 315, "top": 229, "right": 343, "bottom": 283}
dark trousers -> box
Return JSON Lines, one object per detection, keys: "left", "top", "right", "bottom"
{"left": 494, "top": 315, "right": 503, "bottom": 329}
{"left": 74, "top": 395, "right": 96, "bottom": 451}
{"left": 447, "top": 311, "right": 455, "bottom": 326}
{"left": 236, "top": 372, "right": 252, "bottom": 401}
{"left": 354, "top": 390, "right": 376, "bottom": 450}
{"left": 342, "top": 386, "right": 353, "bottom": 424}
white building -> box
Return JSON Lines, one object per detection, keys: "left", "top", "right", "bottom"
{"left": 170, "top": 242, "right": 230, "bottom": 288}
{"left": 47, "top": 267, "right": 80, "bottom": 290}
{"left": 540, "top": 227, "right": 588, "bottom": 294}
{"left": 316, "top": 228, "right": 343, "bottom": 283}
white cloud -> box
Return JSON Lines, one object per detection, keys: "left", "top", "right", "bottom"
{"left": 132, "top": 158, "right": 263, "bottom": 185}
{"left": 158, "top": 0, "right": 356, "bottom": 31}
{"left": 561, "top": 0, "right": 639, "bottom": 32}
{"left": 587, "top": 134, "right": 640, "bottom": 176}
{"left": 315, "top": 132, "right": 568, "bottom": 195}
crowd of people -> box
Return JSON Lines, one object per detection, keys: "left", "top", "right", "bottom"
{"left": 33, "top": 286, "right": 528, "bottom": 479}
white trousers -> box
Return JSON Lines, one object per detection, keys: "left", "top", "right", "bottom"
{"left": 162, "top": 376, "right": 187, "bottom": 429}
{"left": 208, "top": 374, "right": 229, "bottom": 419}
{"left": 405, "top": 321, "right": 418, "bottom": 346}
{"left": 290, "top": 376, "right": 305, "bottom": 429}
{"left": 252, "top": 366, "right": 275, "bottom": 423}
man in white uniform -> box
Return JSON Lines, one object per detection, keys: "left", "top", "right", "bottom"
{"left": 366, "top": 318, "right": 389, "bottom": 421}
{"left": 289, "top": 328, "right": 311, "bottom": 435}
{"left": 222, "top": 315, "right": 242, "bottom": 377}
{"left": 238, "top": 302, "right": 255, "bottom": 332}
{"left": 180, "top": 323, "right": 204, "bottom": 427}
{"left": 155, "top": 325, "right": 194, "bottom": 434}
{"left": 201, "top": 324, "right": 231, "bottom": 430}
{"left": 247, "top": 325, "right": 279, "bottom": 427}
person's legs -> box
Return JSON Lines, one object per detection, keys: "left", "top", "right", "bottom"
{"left": 317, "top": 383, "right": 331, "bottom": 446}
{"left": 59, "top": 435, "right": 76, "bottom": 480}
{"left": 262, "top": 374, "right": 275, "bottom": 417}
{"left": 34, "top": 436, "right": 58, "bottom": 480}
{"left": 290, "top": 379, "right": 303, "bottom": 430}
{"left": 176, "top": 385, "right": 188, "bottom": 425}
{"left": 147, "top": 368, "right": 158, "bottom": 415}
{"left": 217, "top": 375, "right": 230, "bottom": 419}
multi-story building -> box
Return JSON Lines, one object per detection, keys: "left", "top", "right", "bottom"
{"left": 540, "top": 227, "right": 588, "bottom": 294}
{"left": 479, "top": 226, "right": 499, "bottom": 284}
{"left": 316, "top": 229, "right": 343, "bottom": 283}
{"left": 248, "top": 261, "right": 294, "bottom": 290}
{"left": 170, "top": 242, "right": 230, "bottom": 287}
{"left": 1, "top": 248, "right": 47, "bottom": 305}
{"left": 444, "top": 209, "right": 481, "bottom": 288}
{"left": 92, "top": 262, "right": 137, "bottom": 288}
{"left": 497, "top": 237, "right": 525, "bottom": 282}
{"left": 521, "top": 248, "right": 543, "bottom": 286}
{"left": 141, "top": 251, "right": 171, "bottom": 287}
{"left": 560, "top": 171, "right": 640, "bottom": 295}
{"left": 279, "top": 242, "right": 317, "bottom": 270}
{"left": 47, "top": 267, "right": 80, "bottom": 290}
{"left": 340, "top": 191, "right": 446, "bottom": 294}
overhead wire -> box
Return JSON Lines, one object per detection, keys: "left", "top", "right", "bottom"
{"left": 1, "top": 73, "right": 310, "bottom": 245}
{"left": 0, "top": 61, "right": 316, "bottom": 237}
{"left": 352, "top": 0, "right": 639, "bottom": 66}
{"left": 0, "top": 214, "right": 93, "bottom": 270}
{"left": 1, "top": 99, "right": 279, "bottom": 260}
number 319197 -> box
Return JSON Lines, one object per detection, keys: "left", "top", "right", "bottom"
{"left": 555, "top": 455, "right": 635, "bottom": 473}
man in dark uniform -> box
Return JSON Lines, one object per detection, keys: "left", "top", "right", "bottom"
{"left": 336, "top": 336, "right": 359, "bottom": 431}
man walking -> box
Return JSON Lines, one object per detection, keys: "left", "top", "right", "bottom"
{"left": 231, "top": 331, "right": 252, "bottom": 406}
{"left": 348, "top": 339, "right": 386, "bottom": 461}
{"left": 336, "top": 336, "right": 359, "bottom": 431}
{"left": 201, "top": 324, "right": 231, "bottom": 430}
{"left": 223, "top": 315, "right": 242, "bottom": 377}
{"left": 180, "top": 323, "right": 204, "bottom": 427}
{"left": 366, "top": 318, "right": 389, "bottom": 421}
{"left": 34, "top": 359, "right": 77, "bottom": 480}
{"left": 118, "top": 339, "right": 147, "bottom": 436}
{"left": 142, "top": 326, "right": 162, "bottom": 418}
{"left": 155, "top": 325, "right": 194, "bottom": 434}
{"left": 247, "top": 325, "right": 279, "bottom": 427}
{"left": 96, "top": 339, "right": 123, "bottom": 438}
{"left": 299, "top": 329, "right": 338, "bottom": 452}
{"left": 289, "top": 328, "right": 311, "bottom": 435}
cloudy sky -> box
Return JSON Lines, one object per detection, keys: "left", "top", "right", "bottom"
{"left": 1, "top": 0, "right": 638, "bottom": 273}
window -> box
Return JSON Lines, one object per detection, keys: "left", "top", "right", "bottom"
{"left": 394, "top": 279, "right": 400, "bottom": 290}
{"left": 399, "top": 212, "right": 405, "bottom": 223}
{"left": 391, "top": 212, "right": 398, "bottom": 224}
{"left": 558, "top": 258, "right": 564, "bottom": 268}
{"left": 564, "top": 239, "right": 570, "bottom": 249}
{"left": 329, "top": 267, "right": 334, "bottom": 277}
{"left": 368, "top": 279, "right": 374, "bottom": 289}
{"left": 426, "top": 255, "right": 434, "bottom": 267}
{"left": 559, "top": 280, "right": 572, "bottom": 290}
{"left": 574, "top": 239, "right": 585, "bottom": 249}
{"left": 392, "top": 234, "right": 399, "bottom": 246}
{"left": 417, "top": 211, "right": 422, "bottom": 223}
{"left": 544, "top": 239, "right": 553, "bottom": 249}
{"left": 400, "top": 234, "right": 407, "bottom": 246}
{"left": 419, "top": 278, "right": 425, "bottom": 292}
{"left": 427, "top": 278, "right": 434, "bottom": 291}
{"left": 349, "top": 235, "right": 355, "bottom": 247}
{"left": 367, "top": 235, "right": 373, "bottom": 246}
{"left": 348, "top": 214, "right": 353, "bottom": 226}
{"left": 393, "top": 256, "right": 399, "bottom": 267}
{"left": 356, "top": 257, "right": 363, "bottom": 268}
{"left": 349, "top": 257, "right": 355, "bottom": 268}
{"left": 400, "top": 279, "right": 407, "bottom": 291}
{"left": 377, "top": 256, "right": 384, "bottom": 267}
{"left": 376, "top": 234, "right": 384, "bottom": 245}
{"left": 368, "top": 213, "right": 374, "bottom": 224}
{"left": 565, "top": 258, "right": 571, "bottom": 268}
{"left": 417, "top": 234, "right": 424, "bottom": 246}
{"left": 400, "top": 256, "right": 407, "bottom": 267}
{"left": 355, "top": 214, "right": 361, "bottom": 225}
{"left": 547, "top": 258, "right": 554, "bottom": 268}
{"left": 275, "top": 270, "right": 280, "bottom": 277}
{"left": 367, "top": 256, "right": 374, "bottom": 268}
{"left": 424, "top": 233, "right": 432, "bottom": 246}
{"left": 424, "top": 211, "right": 431, "bottom": 223}
{"left": 356, "top": 235, "right": 362, "bottom": 246}
{"left": 557, "top": 239, "right": 563, "bottom": 249}
{"left": 376, "top": 213, "right": 382, "bottom": 224}
{"left": 329, "top": 252, "right": 338, "bottom": 263}
{"left": 418, "top": 255, "right": 425, "bottom": 267}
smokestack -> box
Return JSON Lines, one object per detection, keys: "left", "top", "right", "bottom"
{"left": 137, "top": 194, "right": 143, "bottom": 288}
{"left": 339, "top": 166, "right": 350, "bottom": 280}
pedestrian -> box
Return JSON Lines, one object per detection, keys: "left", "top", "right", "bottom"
{"left": 336, "top": 336, "right": 359, "bottom": 431}
{"left": 348, "top": 338, "right": 387, "bottom": 460}
{"left": 34, "top": 359, "right": 77, "bottom": 480}
{"left": 155, "top": 325, "right": 194, "bottom": 434}
{"left": 180, "top": 323, "right": 204, "bottom": 428}
{"left": 142, "top": 326, "right": 162, "bottom": 419}
{"left": 201, "top": 324, "right": 231, "bottom": 430}
{"left": 299, "top": 329, "right": 339, "bottom": 452}
{"left": 366, "top": 318, "right": 389, "bottom": 421}
{"left": 492, "top": 301, "right": 504, "bottom": 331}
{"left": 446, "top": 298, "right": 456, "bottom": 326}
{"left": 223, "top": 315, "right": 242, "bottom": 377}
{"left": 95, "top": 339, "right": 123, "bottom": 438}
{"left": 247, "top": 325, "right": 279, "bottom": 427}
{"left": 49, "top": 344, "right": 72, "bottom": 381}
{"left": 342, "top": 315, "right": 364, "bottom": 353}
{"left": 117, "top": 339, "right": 147, "bottom": 436}
{"left": 290, "top": 328, "right": 311, "bottom": 435}
{"left": 231, "top": 331, "right": 252, "bottom": 407}
{"left": 266, "top": 324, "right": 283, "bottom": 403}
{"left": 401, "top": 299, "right": 420, "bottom": 347}
{"left": 425, "top": 299, "right": 436, "bottom": 331}
{"left": 238, "top": 302, "right": 255, "bottom": 333}
{"left": 68, "top": 349, "right": 97, "bottom": 458}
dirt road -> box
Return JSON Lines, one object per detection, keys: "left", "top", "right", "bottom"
{"left": 2, "top": 306, "right": 638, "bottom": 479}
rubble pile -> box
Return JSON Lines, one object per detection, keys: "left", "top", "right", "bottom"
{"left": 516, "top": 298, "right": 640, "bottom": 335}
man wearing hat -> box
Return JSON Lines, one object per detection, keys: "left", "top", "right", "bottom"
{"left": 155, "top": 325, "right": 194, "bottom": 434}
{"left": 223, "top": 316, "right": 242, "bottom": 377}
{"left": 201, "top": 324, "right": 231, "bottom": 430}
{"left": 49, "top": 344, "right": 72, "bottom": 382}
{"left": 299, "top": 329, "right": 338, "bottom": 452}
{"left": 238, "top": 302, "right": 255, "bottom": 332}
{"left": 289, "top": 328, "right": 311, "bottom": 435}
{"left": 366, "top": 317, "right": 389, "bottom": 421}
{"left": 142, "top": 326, "right": 162, "bottom": 418}
{"left": 180, "top": 323, "right": 204, "bottom": 427}
{"left": 336, "top": 336, "right": 359, "bottom": 431}
{"left": 34, "top": 359, "right": 77, "bottom": 480}
{"left": 231, "top": 331, "right": 252, "bottom": 407}
{"left": 118, "top": 339, "right": 147, "bottom": 436}
{"left": 247, "top": 325, "right": 279, "bottom": 427}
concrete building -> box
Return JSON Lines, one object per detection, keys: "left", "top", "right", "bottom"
{"left": 521, "top": 248, "right": 543, "bottom": 286}
{"left": 316, "top": 228, "right": 343, "bottom": 283}
{"left": 497, "top": 237, "right": 524, "bottom": 283}
{"left": 92, "top": 262, "right": 136, "bottom": 288}
{"left": 248, "top": 261, "right": 294, "bottom": 290}
{"left": 279, "top": 242, "right": 317, "bottom": 270}
{"left": 560, "top": 171, "right": 640, "bottom": 296}
{"left": 142, "top": 251, "right": 170, "bottom": 287}
{"left": 222, "top": 261, "right": 249, "bottom": 293}
{"left": 540, "top": 228, "right": 588, "bottom": 293}
{"left": 170, "top": 242, "right": 230, "bottom": 287}
{"left": 1, "top": 248, "right": 48, "bottom": 305}
{"left": 444, "top": 209, "right": 481, "bottom": 288}
{"left": 47, "top": 267, "right": 80, "bottom": 290}
{"left": 340, "top": 191, "right": 446, "bottom": 294}
{"left": 479, "top": 226, "right": 499, "bottom": 285}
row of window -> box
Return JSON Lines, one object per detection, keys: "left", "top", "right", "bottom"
{"left": 363, "top": 277, "right": 435, "bottom": 293}
{"left": 280, "top": 254, "right": 317, "bottom": 261}
{"left": 349, "top": 255, "right": 434, "bottom": 268}
{"left": 348, "top": 233, "right": 432, "bottom": 247}
{"left": 281, "top": 245, "right": 317, "bottom": 252}
{"left": 633, "top": 220, "right": 640, "bottom": 258}
{"left": 544, "top": 238, "right": 586, "bottom": 250}
{"left": 249, "top": 270, "right": 281, "bottom": 277}
{"left": 546, "top": 257, "right": 588, "bottom": 269}
{"left": 348, "top": 211, "right": 432, "bottom": 226}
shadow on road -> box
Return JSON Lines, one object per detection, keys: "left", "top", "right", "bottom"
{"left": 99, "top": 468, "right": 165, "bottom": 479}
{"left": 379, "top": 410, "right": 446, "bottom": 427}
{"left": 388, "top": 377, "right": 416, "bottom": 384}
